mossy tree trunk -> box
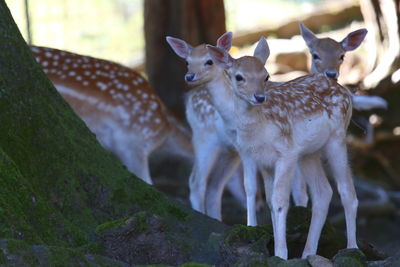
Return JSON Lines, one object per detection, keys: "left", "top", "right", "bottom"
{"left": 0, "top": 0, "right": 226, "bottom": 260}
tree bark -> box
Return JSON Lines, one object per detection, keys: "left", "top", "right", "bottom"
{"left": 144, "top": 0, "right": 226, "bottom": 119}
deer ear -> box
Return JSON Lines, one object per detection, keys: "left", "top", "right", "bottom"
{"left": 206, "top": 45, "right": 233, "bottom": 69}
{"left": 300, "top": 23, "right": 317, "bottom": 48}
{"left": 166, "top": 36, "right": 192, "bottom": 59}
{"left": 217, "top": 32, "right": 233, "bottom": 52}
{"left": 253, "top": 37, "right": 270, "bottom": 65}
{"left": 340, "top": 29, "right": 368, "bottom": 51}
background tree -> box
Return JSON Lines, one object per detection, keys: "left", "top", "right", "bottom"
{"left": 360, "top": 0, "right": 400, "bottom": 88}
{"left": 144, "top": 0, "right": 226, "bottom": 118}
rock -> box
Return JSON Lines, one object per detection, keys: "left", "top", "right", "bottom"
{"left": 98, "top": 212, "right": 190, "bottom": 266}
{"left": 250, "top": 257, "right": 311, "bottom": 267}
{"left": 217, "top": 224, "right": 271, "bottom": 266}
{"left": 332, "top": 248, "right": 367, "bottom": 267}
{"left": 0, "top": 239, "right": 128, "bottom": 267}
{"left": 307, "top": 254, "right": 334, "bottom": 267}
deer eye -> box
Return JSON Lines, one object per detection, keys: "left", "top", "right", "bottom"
{"left": 312, "top": 53, "right": 320, "bottom": 60}
{"left": 265, "top": 75, "right": 270, "bottom": 82}
{"left": 339, "top": 54, "right": 345, "bottom": 60}
{"left": 205, "top": 60, "right": 213, "bottom": 66}
{"left": 185, "top": 61, "right": 189, "bottom": 66}
{"left": 235, "top": 74, "right": 244, "bottom": 82}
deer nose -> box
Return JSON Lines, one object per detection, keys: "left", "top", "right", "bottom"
{"left": 254, "top": 94, "right": 266, "bottom": 104}
{"left": 325, "top": 71, "right": 338, "bottom": 80}
{"left": 185, "top": 73, "right": 195, "bottom": 82}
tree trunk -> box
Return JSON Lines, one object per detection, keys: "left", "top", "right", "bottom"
{"left": 360, "top": 0, "right": 400, "bottom": 88}
{"left": 0, "top": 1, "right": 227, "bottom": 264}
{"left": 144, "top": 0, "right": 226, "bottom": 119}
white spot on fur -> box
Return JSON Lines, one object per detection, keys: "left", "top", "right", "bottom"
{"left": 96, "top": 82, "right": 107, "bottom": 91}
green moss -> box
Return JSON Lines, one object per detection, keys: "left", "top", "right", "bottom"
{"left": 250, "top": 257, "right": 311, "bottom": 267}
{"left": 45, "top": 246, "right": 89, "bottom": 266}
{"left": 333, "top": 249, "right": 367, "bottom": 267}
{"left": 265, "top": 256, "right": 285, "bottom": 266}
{"left": 165, "top": 203, "right": 189, "bottom": 221}
{"left": 131, "top": 185, "right": 189, "bottom": 221}
{"left": 0, "top": 249, "right": 6, "bottom": 265}
{"left": 224, "top": 224, "right": 272, "bottom": 246}
{"left": 5, "top": 238, "right": 30, "bottom": 253}
{"left": 0, "top": 239, "right": 130, "bottom": 267}
{"left": 0, "top": 239, "right": 40, "bottom": 266}
{"left": 95, "top": 217, "right": 130, "bottom": 235}
{"left": 284, "top": 258, "right": 311, "bottom": 267}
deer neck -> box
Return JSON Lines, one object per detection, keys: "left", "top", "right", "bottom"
{"left": 234, "top": 94, "right": 265, "bottom": 131}
{"left": 206, "top": 70, "right": 236, "bottom": 126}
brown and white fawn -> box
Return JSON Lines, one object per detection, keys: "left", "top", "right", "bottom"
{"left": 30, "top": 46, "right": 193, "bottom": 184}
{"left": 300, "top": 23, "right": 387, "bottom": 110}
{"left": 166, "top": 33, "right": 246, "bottom": 220}
{"left": 207, "top": 38, "right": 357, "bottom": 259}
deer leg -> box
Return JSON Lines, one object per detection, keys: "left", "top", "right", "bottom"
{"left": 325, "top": 138, "right": 358, "bottom": 249}
{"left": 189, "top": 134, "right": 221, "bottom": 214}
{"left": 225, "top": 165, "right": 246, "bottom": 208}
{"left": 260, "top": 168, "right": 275, "bottom": 228}
{"left": 301, "top": 154, "right": 332, "bottom": 258}
{"left": 242, "top": 156, "right": 258, "bottom": 226}
{"left": 291, "top": 166, "right": 309, "bottom": 207}
{"left": 271, "top": 157, "right": 297, "bottom": 260}
{"left": 127, "top": 149, "right": 152, "bottom": 185}
{"left": 205, "top": 149, "right": 241, "bottom": 220}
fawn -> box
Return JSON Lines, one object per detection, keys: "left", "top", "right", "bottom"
{"left": 166, "top": 33, "right": 244, "bottom": 219}
{"left": 300, "top": 23, "right": 387, "bottom": 110}
{"left": 207, "top": 38, "right": 357, "bottom": 259}
{"left": 31, "top": 46, "right": 193, "bottom": 184}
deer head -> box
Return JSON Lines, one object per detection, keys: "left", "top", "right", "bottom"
{"left": 300, "top": 23, "right": 367, "bottom": 80}
{"left": 166, "top": 32, "right": 233, "bottom": 86}
{"left": 206, "top": 37, "right": 270, "bottom": 106}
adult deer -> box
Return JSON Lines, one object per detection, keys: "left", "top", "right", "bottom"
{"left": 30, "top": 46, "right": 193, "bottom": 185}
{"left": 207, "top": 38, "right": 357, "bottom": 259}
{"left": 300, "top": 23, "right": 387, "bottom": 110}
